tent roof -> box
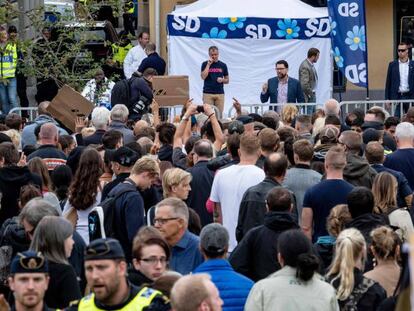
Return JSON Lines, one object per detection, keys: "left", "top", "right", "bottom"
{"left": 172, "top": 0, "right": 328, "bottom": 18}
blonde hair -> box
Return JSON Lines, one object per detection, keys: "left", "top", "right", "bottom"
{"left": 81, "top": 127, "right": 96, "bottom": 138}
{"left": 370, "top": 226, "right": 400, "bottom": 260}
{"left": 281, "top": 104, "right": 298, "bottom": 125}
{"left": 131, "top": 156, "right": 160, "bottom": 176}
{"left": 162, "top": 168, "right": 192, "bottom": 198}
{"left": 2, "top": 129, "right": 20, "bottom": 149}
{"left": 327, "top": 228, "right": 366, "bottom": 300}
{"left": 372, "top": 172, "right": 398, "bottom": 214}
{"left": 326, "top": 204, "right": 352, "bottom": 237}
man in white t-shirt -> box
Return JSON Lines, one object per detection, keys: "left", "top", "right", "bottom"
{"left": 210, "top": 133, "right": 265, "bottom": 251}
{"left": 123, "top": 32, "right": 150, "bottom": 79}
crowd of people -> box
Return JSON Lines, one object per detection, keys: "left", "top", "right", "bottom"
{"left": 0, "top": 20, "right": 414, "bottom": 310}
{"left": 0, "top": 93, "right": 412, "bottom": 310}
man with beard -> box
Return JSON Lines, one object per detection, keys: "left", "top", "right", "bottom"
{"left": 8, "top": 251, "right": 51, "bottom": 311}
{"left": 69, "top": 238, "right": 169, "bottom": 311}
{"left": 260, "top": 60, "right": 305, "bottom": 112}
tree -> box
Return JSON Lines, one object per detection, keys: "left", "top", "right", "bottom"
{"left": 0, "top": 0, "right": 123, "bottom": 92}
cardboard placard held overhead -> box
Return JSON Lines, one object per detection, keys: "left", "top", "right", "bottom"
{"left": 152, "top": 76, "right": 189, "bottom": 107}
{"left": 47, "top": 84, "right": 94, "bottom": 133}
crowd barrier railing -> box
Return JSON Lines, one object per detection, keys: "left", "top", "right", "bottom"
{"left": 9, "top": 107, "right": 39, "bottom": 121}
{"left": 338, "top": 99, "right": 414, "bottom": 117}
{"left": 226, "top": 103, "right": 317, "bottom": 118}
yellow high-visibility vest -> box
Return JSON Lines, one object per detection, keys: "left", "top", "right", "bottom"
{"left": 78, "top": 287, "right": 161, "bottom": 311}
{"left": 0, "top": 43, "right": 17, "bottom": 79}
{"left": 112, "top": 43, "right": 133, "bottom": 64}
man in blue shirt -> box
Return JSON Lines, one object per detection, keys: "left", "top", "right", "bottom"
{"left": 154, "top": 197, "right": 203, "bottom": 274}
{"left": 138, "top": 42, "right": 166, "bottom": 76}
{"left": 384, "top": 122, "right": 414, "bottom": 190}
{"left": 201, "top": 46, "right": 229, "bottom": 118}
{"left": 302, "top": 146, "right": 354, "bottom": 241}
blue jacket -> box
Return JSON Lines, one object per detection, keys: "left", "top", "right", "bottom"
{"left": 193, "top": 259, "right": 253, "bottom": 311}
{"left": 260, "top": 76, "right": 305, "bottom": 104}
{"left": 385, "top": 60, "right": 414, "bottom": 100}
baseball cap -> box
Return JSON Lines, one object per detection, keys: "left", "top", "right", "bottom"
{"left": 85, "top": 238, "right": 125, "bottom": 261}
{"left": 10, "top": 251, "right": 49, "bottom": 274}
{"left": 107, "top": 147, "right": 139, "bottom": 167}
{"left": 228, "top": 120, "right": 244, "bottom": 135}
{"left": 200, "top": 223, "right": 229, "bottom": 255}
{"left": 236, "top": 115, "right": 254, "bottom": 125}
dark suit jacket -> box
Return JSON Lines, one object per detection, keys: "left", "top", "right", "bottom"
{"left": 385, "top": 60, "right": 414, "bottom": 100}
{"left": 260, "top": 76, "right": 305, "bottom": 104}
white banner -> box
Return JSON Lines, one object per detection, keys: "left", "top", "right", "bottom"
{"left": 168, "top": 36, "right": 332, "bottom": 116}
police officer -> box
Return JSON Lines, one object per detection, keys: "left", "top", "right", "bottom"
{"left": 68, "top": 238, "right": 170, "bottom": 311}
{"left": 123, "top": 0, "right": 135, "bottom": 36}
{"left": 0, "top": 26, "right": 18, "bottom": 114}
{"left": 7, "top": 251, "right": 53, "bottom": 311}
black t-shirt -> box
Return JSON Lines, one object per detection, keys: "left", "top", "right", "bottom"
{"left": 201, "top": 60, "right": 228, "bottom": 94}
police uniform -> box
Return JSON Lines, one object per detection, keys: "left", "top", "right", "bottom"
{"left": 10, "top": 251, "right": 59, "bottom": 311}
{"left": 123, "top": 0, "right": 135, "bottom": 36}
{"left": 68, "top": 239, "right": 170, "bottom": 311}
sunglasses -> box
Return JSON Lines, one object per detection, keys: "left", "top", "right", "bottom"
{"left": 398, "top": 49, "right": 407, "bottom": 53}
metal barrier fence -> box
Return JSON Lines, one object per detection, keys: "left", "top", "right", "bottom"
{"left": 8, "top": 100, "right": 414, "bottom": 124}
{"left": 338, "top": 99, "right": 414, "bottom": 117}
{"left": 226, "top": 100, "right": 414, "bottom": 118}
{"left": 227, "top": 103, "right": 317, "bottom": 118}
{"left": 9, "top": 107, "right": 39, "bottom": 121}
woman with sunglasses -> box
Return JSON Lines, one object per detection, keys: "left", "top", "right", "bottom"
{"left": 129, "top": 226, "right": 171, "bottom": 287}
{"left": 30, "top": 216, "right": 81, "bottom": 309}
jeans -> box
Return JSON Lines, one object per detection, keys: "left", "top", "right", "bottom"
{"left": 303, "top": 93, "right": 316, "bottom": 115}
{"left": 394, "top": 93, "right": 411, "bottom": 119}
{"left": 0, "top": 78, "right": 17, "bottom": 114}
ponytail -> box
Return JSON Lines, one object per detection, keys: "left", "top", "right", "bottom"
{"left": 296, "top": 253, "right": 319, "bottom": 281}
{"left": 327, "top": 228, "right": 365, "bottom": 300}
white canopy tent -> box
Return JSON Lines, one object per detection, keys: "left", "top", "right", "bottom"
{"left": 167, "top": 0, "right": 332, "bottom": 116}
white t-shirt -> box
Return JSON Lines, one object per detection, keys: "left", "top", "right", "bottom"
{"left": 63, "top": 191, "right": 102, "bottom": 244}
{"left": 123, "top": 45, "right": 147, "bottom": 79}
{"left": 210, "top": 164, "right": 265, "bottom": 251}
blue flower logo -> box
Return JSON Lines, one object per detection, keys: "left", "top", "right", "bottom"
{"left": 276, "top": 19, "right": 300, "bottom": 39}
{"left": 329, "top": 17, "right": 337, "bottom": 36}
{"left": 332, "top": 47, "right": 344, "bottom": 68}
{"left": 218, "top": 17, "right": 246, "bottom": 31}
{"left": 202, "top": 27, "right": 227, "bottom": 39}
{"left": 345, "top": 25, "right": 366, "bottom": 51}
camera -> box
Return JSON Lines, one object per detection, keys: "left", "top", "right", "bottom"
{"left": 196, "top": 105, "right": 204, "bottom": 113}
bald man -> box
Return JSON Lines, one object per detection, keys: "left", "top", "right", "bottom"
{"left": 27, "top": 122, "right": 67, "bottom": 170}
{"left": 21, "top": 101, "right": 68, "bottom": 148}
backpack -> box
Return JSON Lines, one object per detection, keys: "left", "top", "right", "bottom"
{"left": 88, "top": 184, "right": 136, "bottom": 242}
{"left": 340, "top": 277, "right": 376, "bottom": 311}
{"left": 111, "top": 78, "right": 133, "bottom": 108}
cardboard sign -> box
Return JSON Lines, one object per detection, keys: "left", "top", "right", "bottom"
{"left": 47, "top": 84, "right": 94, "bottom": 133}
{"left": 152, "top": 76, "right": 189, "bottom": 107}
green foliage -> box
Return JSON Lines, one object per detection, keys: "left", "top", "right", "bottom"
{"left": 1, "top": 0, "right": 122, "bottom": 91}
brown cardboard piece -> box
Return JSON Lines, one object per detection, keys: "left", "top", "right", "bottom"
{"left": 152, "top": 76, "right": 189, "bottom": 107}
{"left": 47, "top": 84, "right": 94, "bottom": 133}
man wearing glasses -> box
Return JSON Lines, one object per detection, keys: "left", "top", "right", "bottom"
{"left": 260, "top": 60, "right": 305, "bottom": 112}
{"left": 154, "top": 198, "right": 203, "bottom": 275}
{"left": 69, "top": 238, "right": 169, "bottom": 311}
{"left": 385, "top": 42, "right": 414, "bottom": 116}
